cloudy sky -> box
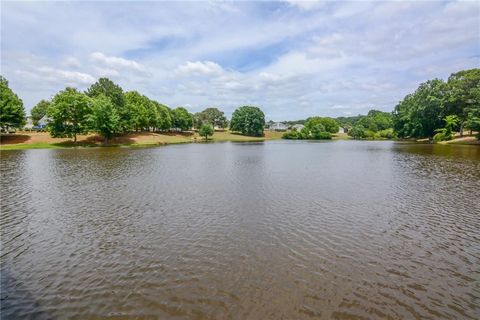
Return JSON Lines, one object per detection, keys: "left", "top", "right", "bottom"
{"left": 1, "top": 1, "right": 479, "bottom": 120}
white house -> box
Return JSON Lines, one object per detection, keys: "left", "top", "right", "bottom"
{"left": 269, "top": 122, "right": 288, "bottom": 131}
{"left": 292, "top": 124, "right": 305, "bottom": 131}
{"left": 24, "top": 117, "right": 34, "bottom": 130}
{"left": 338, "top": 127, "right": 345, "bottom": 134}
{"left": 38, "top": 116, "right": 51, "bottom": 128}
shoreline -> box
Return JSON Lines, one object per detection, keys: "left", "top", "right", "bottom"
{"left": 1, "top": 131, "right": 478, "bottom": 151}
{"left": 0, "top": 131, "right": 284, "bottom": 151}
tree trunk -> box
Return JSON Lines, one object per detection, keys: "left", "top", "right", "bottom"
{"left": 73, "top": 135, "right": 77, "bottom": 143}
{"left": 459, "top": 121, "right": 464, "bottom": 137}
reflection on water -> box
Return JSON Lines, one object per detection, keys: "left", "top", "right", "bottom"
{"left": 1, "top": 141, "right": 479, "bottom": 319}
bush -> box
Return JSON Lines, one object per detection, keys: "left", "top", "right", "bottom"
{"left": 433, "top": 132, "right": 447, "bottom": 142}
{"left": 282, "top": 131, "right": 299, "bottom": 139}
{"left": 377, "top": 128, "right": 396, "bottom": 139}
{"left": 348, "top": 125, "right": 366, "bottom": 139}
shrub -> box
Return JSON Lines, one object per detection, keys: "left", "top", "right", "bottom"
{"left": 282, "top": 131, "right": 299, "bottom": 139}
{"left": 348, "top": 125, "right": 366, "bottom": 139}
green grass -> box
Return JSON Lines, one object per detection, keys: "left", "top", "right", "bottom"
{"left": 0, "top": 131, "right": 284, "bottom": 151}
{"left": 332, "top": 133, "right": 351, "bottom": 140}
{"left": 0, "top": 142, "right": 64, "bottom": 150}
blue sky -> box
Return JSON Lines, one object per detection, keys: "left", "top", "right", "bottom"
{"left": 1, "top": 1, "right": 479, "bottom": 120}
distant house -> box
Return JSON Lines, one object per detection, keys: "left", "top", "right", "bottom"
{"left": 24, "top": 117, "right": 34, "bottom": 130}
{"left": 269, "top": 122, "right": 288, "bottom": 131}
{"left": 37, "top": 116, "right": 51, "bottom": 128}
{"left": 338, "top": 127, "right": 345, "bottom": 134}
{"left": 292, "top": 124, "right": 305, "bottom": 131}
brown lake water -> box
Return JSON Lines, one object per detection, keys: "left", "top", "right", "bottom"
{"left": 1, "top": 140, "right": 479, "bottom": 319}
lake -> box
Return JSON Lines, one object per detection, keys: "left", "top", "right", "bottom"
{"left": 1, "top": 140, "right": 479, "bottom": 319}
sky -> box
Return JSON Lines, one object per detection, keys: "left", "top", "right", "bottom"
{"left": 1, "top": 1, "right": 479, "bottom": 121}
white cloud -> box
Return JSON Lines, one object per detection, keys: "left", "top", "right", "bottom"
{"left": 1, "top": 1, "right": 478, "bottom": 118}
{"left": 175, "top": 61, "right": 224, "bottom": 76}
{"left": 62, "top": 56, "right": 81, "bottom": 68}
{"left": 16, "top": 66, "right": 95, "bottom": 86}
{"left": 90, "top": 52, "right": 145, "bottom": 72}
{"left": 286, "top": 1, "right": 326, "bottom": 11}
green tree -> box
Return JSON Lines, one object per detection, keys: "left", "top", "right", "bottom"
{"left": 89, "top": 95, "right": 121, "bottom": 143}
{"left": 393, "top": 79, "right": 448, "bottom": 138}
{"left": 47, "top": 88, "right": 92, "bottom": 142}
{"left": 446, "top": 69, "right": 480, "bottom": 136}
{"left": 349, "top": 125, "right": 366, "bottom": 139}
{"left": 0, "top": 76, "right": 26, "bottom": 129}
{"left": 124, "top": 91, "right": 149, "bottom": 131}
{"left": 171, "top": 107, "right": 193, "bottom": 131}
{"left": 367, "top": 110, "right": 393, "bottom": 131}
{"left": 305, "top": 117, "right": 338, "bottom": 134}
{"left": 310, "top": 124, "right": 331, "bottom": 139}
{"left": 230, "top": 106, "right": 265, "bottom": 136}
{"left": 86, "top": 78, "right": 129, "bottom": 132}
{"left": 194, "top": 107, "right": 227, "bottom": 129}
{"left": 198, "top": 123, "right": 214, "bottom": 140}
{"left": 151, "top": 101, "right": 172, "bottom": 131}
{"left": 31, "top": 100, "right": 51, "bottom": 125}
{"left": 465, "top": 106, "right": 480, "bottom": 138}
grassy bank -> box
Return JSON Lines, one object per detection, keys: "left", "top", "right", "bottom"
{"left": 0, "top": 130, "right": 284, "bottom": 151}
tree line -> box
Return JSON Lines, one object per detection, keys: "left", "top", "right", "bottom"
{"left": 0, "top": 76, "right": 266, "bottom": 142}
{"left": 1, "top": 68, "right": 478, "bottom": 142}
{"left": 393, "top": 68, "right": 480, "bottom": 140}
{"left": 282, "top": 117, "right": 339, "bottom": 140}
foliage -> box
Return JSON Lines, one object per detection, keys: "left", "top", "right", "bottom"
{"left": 465, "top": 105, "right": 480, "bottom": 138}
{"left": 230, "top": 106, "right": 265, "bottom": 136}
{"left": 171, "top": 107, "right": 193, "bottom": 131}
{"left": 194, "top": 107, "right": 227, "bottom": 129}
{"left": 393, "top": 69, "right": 479, "bottom": 139}
{"left": 86, "top": 78, "right": 128, "bottom": 132}
{"left": 281, "top": 120, "right": 331, "bottom": 140}
{"left": 305, "top": 117, "right": 339, "bottom": 133}
{"left": 47, "top": 88, "right": 92, "bottom": 142}
{"left": 376, "top": 128, "right": 396, "bottom": 139}
{"left": 282, "top": 130, "right": 300, "bottom": 139}
{"left": 31, "top": 100, "right": 51, "bottom": 125}
{"left": 89, "top": 95, "right": 121, "bottom": 142}
{"left": 348, "top": 125, "right": 366, "bottom": 139}
{"left": 152, "top": 101, "right": 172, "bottom": 131}
{"left": 124, "top": 91, "right": 149, "bottom": 131}
{"left": 445, "top": 69, "right": 480, "bottom": 135}
{"left": 433, "top": 115, "right": 458, "bottom": 142}
{"left": 198, "top": 123, "right": 214, "bottom": 140}
{"left": 0, "top": 76, "right": 26, "bottom": 129}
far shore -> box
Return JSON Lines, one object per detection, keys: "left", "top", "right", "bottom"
{"left": 1, "top": 131, "right": 478, "bottom": 151}
{"left": 0, "top": 130, "right": 284, "bottom": 151}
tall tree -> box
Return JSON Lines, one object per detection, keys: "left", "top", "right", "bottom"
{"left": 198, "top": 123, "right": 214, "bottom": 141}
{"left": 124, "top": 91, "right": 149, "bottom": 131}
{"left": 393, "top": 79, "right": 448, "bottom": 138}
{"left": 194, "top": 107, "right": 227, "bottom": 129}
{"left": 305, "top": 117, "right": 339, "bottom": 134}
{"left": 171, "top": 107, "right": 193, "bottom": 131}
{"left": 47, "top": 88, "right": 92, "bottom": 142}
{"left": 0, "top": 76, "right": 26, "bottom": 129}
{"left": 446, "top": 69, "right": 480, "bottom": 136}
{"left": 31, "top": 100, "right": 51, "bottom": 125}
{"left": 230, "top": 106, "right": 265, "bottom": 136}
{"left": 151, "top": 101, "right": 172, "bottom": 131}
{"left": 465, "top": 105, "right": 480, "bottom": 138}
{"left": 89, "top": 95, "right": 121, "bottom": 143}
{"left": 86, "top": 78, "right": 129, "bottom": 132}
